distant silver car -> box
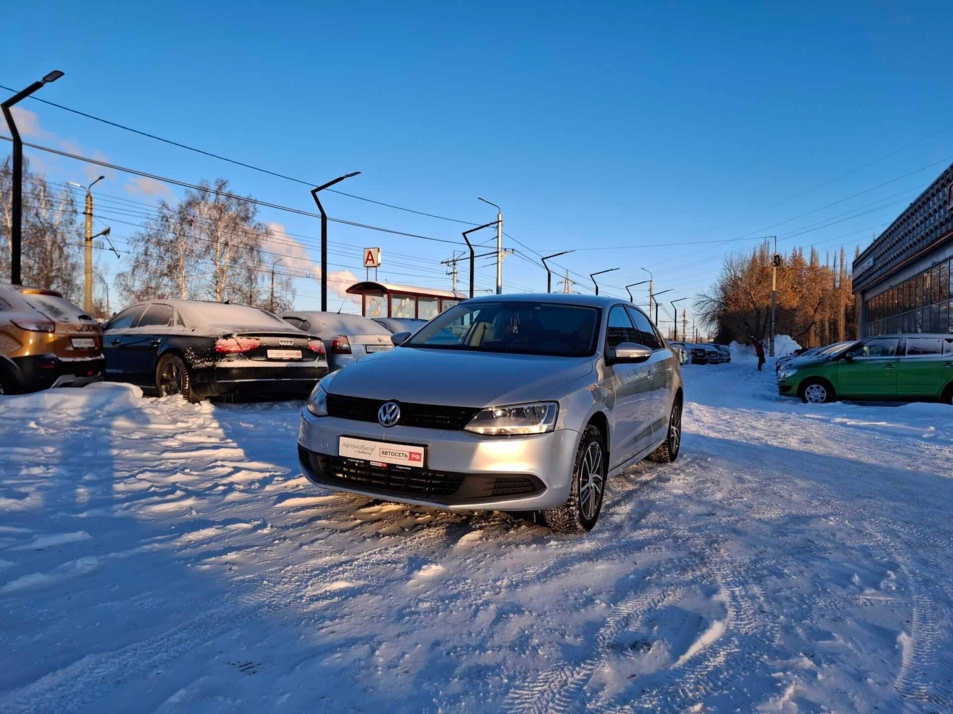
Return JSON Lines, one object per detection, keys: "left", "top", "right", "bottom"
{"left": 281, "top": 311, "right": 394, "bottom": 372}
{"left": 297, "top": 294, "right": 684, "bottom": 533}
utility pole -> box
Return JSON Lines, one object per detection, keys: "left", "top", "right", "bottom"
{"left": 590, "top": 268, "right": 619, "bottom": 296}
{"left": 2, "top": 70, "right": 64, "bottom": 284}
{"left": 682, "top": 311, "right": 688, "bottom": 343}
{"left": 80, "top": 176, "right": 105, "bottom": 314}
{"left": 270, "top": 258, "right": 284, "bottom": 313}
{"left": 563, "top": 270, "right": 571, "bottom": 294}
{"left": 478, "top": 197, "right": 503, "bottom": 294}
{"left": 769, "top": 236, "right": 779, "bottom": 357}
{"left": 641, "top": 268, "right": 653, "bottom": 318}
{"left": 441, "top": 252, "right": 462, "bottom": 293}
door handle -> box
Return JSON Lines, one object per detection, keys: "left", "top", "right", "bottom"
{"left": 151, "top": 339, "right": 161, "bottom": 347}
{"left": 111, "top": 339, "right": 120, "bottom": 346}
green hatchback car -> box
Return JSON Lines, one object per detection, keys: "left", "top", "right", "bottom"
{"left": 777, "top": 334, "right": 953, "bottom": 404}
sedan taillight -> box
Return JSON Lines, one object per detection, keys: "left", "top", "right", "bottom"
{"left": 307, "top": 340, "right": 327, "bottom": 355}
{"left": 215, "top": 337, "right": 261, "bottom": 353}
{"left": 331, "top": 336, "right": 351, "bottom": 354}
{"left": 11, "top": 318, "right": 55, "bottom": 333}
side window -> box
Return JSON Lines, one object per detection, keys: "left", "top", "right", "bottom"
{"left": 945, "top": 339, "right": 953, "bottom": 356}
{"left": 283, "top": 317, "right": 307, "bottom": 330}
{"left": 626, "top": 307, "right": 662, "bottom": 349}
{"left": 136, "top": 304, "right": 173, "bottom": 328}
{"left": 106, "top": 307, "right": 143, "bottom": 330}
{"left": 860, "top": 338, "right": 899, "bottom": 357}
{"left": 606, "top": 306, "right": 637, "bottom": 348}
{"left": 905, "top": 337, "right": 943, "bottom": 356}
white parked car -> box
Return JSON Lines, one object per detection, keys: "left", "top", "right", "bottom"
{"left": 297, "top": 294, "right": 684, "bottom": 533}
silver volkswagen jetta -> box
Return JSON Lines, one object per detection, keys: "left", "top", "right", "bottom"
{"left": 297, "top": 294, "right": 683, "bottom": 532}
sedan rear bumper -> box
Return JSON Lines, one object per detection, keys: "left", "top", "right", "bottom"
{"left": 193, "top": 363, "right": 328, "bottom": 398}
{"left": 297, "top": 409, "right": 580, "bottom": 511}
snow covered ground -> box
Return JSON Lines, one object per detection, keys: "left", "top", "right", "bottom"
{"left": 1, "top": 353, "right": 952, "bottom": 713}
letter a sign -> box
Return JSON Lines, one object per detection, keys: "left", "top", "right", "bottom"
{"left": 363, "top": 247, "right": 381, "bottom": 268}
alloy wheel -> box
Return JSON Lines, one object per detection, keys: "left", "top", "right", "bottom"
{"left": 579, "top": 441, "right": 605, "bottom": 521}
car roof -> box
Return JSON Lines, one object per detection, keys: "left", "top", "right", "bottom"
{"left": 462, "top": 293, "right": 644, "bottom": 310}
{"left": 282, "top": 311, "right": 392, "bottom": 336}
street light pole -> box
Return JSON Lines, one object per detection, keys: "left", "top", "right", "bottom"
{"left": 541, "top": 250, "right": 572, "bottom": 293}
{"left": 462, "top": 221, "right": 499, "bottom": 299}
{"left": 478, "top": 197, "right": 503, "bottom": 294}
{"left": 311, "top": 171, "right": 360, "bottom": 312}
{"left": 652, "top": 288, "right": 673, "bottom": 324}
{"left": 1, "top": 70, "right": 64, "bottom": 285}
{"left": 589, "top": 268, "right": 619, "bottom": 296}
{"left": 626, "top": 280, "right": 650, "bottom": 304}
{"left": 670, "top": 298, "right": 687, "bottom": 341}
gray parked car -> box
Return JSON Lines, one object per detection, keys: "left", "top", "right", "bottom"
{"left": 372, "top": 317, "right": 428, "bottom": 335}
{"left": 281, "top": 311, "right": 394, "bottom": 372}
{"left": 298, "top": 294, "right": 684, "bottom": 533}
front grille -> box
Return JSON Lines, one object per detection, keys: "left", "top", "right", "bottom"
{"left": 326, "top": 394, "right": 480, "bottom": 430}
{"left": 298, "top": 446, "right": 544, "bottom": 503}
{"left": 315, "top": 452, "right": 464, "bottom": 496}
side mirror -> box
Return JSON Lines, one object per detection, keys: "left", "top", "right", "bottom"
{"left": 606, "top": 342, "right": 652, "bottom": 365}
{"left": 844, "top": 352, "right": 855, "bottom": 363}
{"left": 391, "top": 331, "right": 412, "bottom": 346}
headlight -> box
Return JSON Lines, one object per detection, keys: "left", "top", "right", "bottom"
{"left": 464, "top": 402, "right": 558, "bottom": 435}
{"left": 306, "top": 372, "right": 337, "bottom": 416}
{"left": 778, "top": 367, "right": 798, "bottom": 380}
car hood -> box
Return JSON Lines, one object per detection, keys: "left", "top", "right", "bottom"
{"left": 783, "top": 355, "right": 836, "bottom": 370}
{"left": 326, "top": 347, "right": 594, "bottom": 407}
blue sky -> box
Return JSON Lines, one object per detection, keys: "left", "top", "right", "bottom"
{"left": 3, "top": 1, "right": 953, "bottom": 331}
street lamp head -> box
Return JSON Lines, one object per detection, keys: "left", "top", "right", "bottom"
{"left": 88, "top": 175, "right": 105, "bottom": 191}
{"left": 342, "top": 171, "right": 361, "bottom": 180}
{"left": 42, "top": 70, "right": 64, "bottom": 84}
{"left": 478, "top": 197, "right": 501, "bottom": 212}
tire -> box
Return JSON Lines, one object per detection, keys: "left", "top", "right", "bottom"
{"left": 649, "top": 397, "right": 682, "bottom": 463}
{"left": 0, "top": 368, "right": 17, "bottom": 395}
{"left": 800, "top": 379, "right": 834, "bottom": 404}
{"left": 156, "top": 354, "right": 201, "bottom": 403}
{"left": 543, "top": 424, "right": 607, "bottom": 534}
{"left": 942, "top": 384, "right": 953, "bottom": 406}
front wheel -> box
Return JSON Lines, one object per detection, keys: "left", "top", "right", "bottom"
{"left": 649, "top": 398, "right": 682, "bottom": 463}
{"left": 800, "top": 379, "right": 834, "bottom": 404}
{"left": 543, "top": 425, "right": 607, "bottom": 534}
{"left": 156, "top": 354, "right": 201, "bottom": 403}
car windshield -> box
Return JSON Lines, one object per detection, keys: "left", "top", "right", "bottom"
{"left": 406, "top": 301, "right": 600, "bottom": 357}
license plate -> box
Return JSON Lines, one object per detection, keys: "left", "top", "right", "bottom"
{"left": 339, "top": 436, "right": 425, "bottom": 468}
{"left": 266, "top": 349, "right": 302, "bottom": 360}
{"left": 365, "top": 345, "right": 391, "bottom": 353}
{"left": 70, "top": 337, "right": 96, "bottom": 350}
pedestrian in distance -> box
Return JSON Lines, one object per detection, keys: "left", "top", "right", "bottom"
{"left": 752, "top": 336, "right": 765, "bottom": 371}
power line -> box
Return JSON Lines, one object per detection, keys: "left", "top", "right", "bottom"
{"left": 0, "top": 84, "right": 483, "bottom": 226}
{"left": 2, "top": 135, "right": 462, "bottom": 246}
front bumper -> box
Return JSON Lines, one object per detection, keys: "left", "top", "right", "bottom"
{"left": 297, "top": 409, "right": 581, "bottom": 511}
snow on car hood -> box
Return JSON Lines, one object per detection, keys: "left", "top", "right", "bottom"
{"left": 325, "top": 346, "right": 594, "bottom": 407}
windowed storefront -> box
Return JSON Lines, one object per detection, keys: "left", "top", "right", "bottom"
{"left": 865, "top": 257, "right": 953, "bottom": 335}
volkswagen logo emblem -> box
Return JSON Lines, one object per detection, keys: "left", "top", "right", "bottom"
{"left": 378, "top": 401, "right": 401, "bottom": 427}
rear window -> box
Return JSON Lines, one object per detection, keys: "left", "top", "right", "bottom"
{"left": 905, "top": 337, "right": 944, "bottom": 356}
{"left": 22, "top": 294, "right": 91, "bottom": 323}
{"left": 179, "top": 303, "right": 290, "bottom": 329}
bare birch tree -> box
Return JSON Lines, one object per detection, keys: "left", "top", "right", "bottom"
{"left": 1, "top": 157, "right": 82, "bottom": 299}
